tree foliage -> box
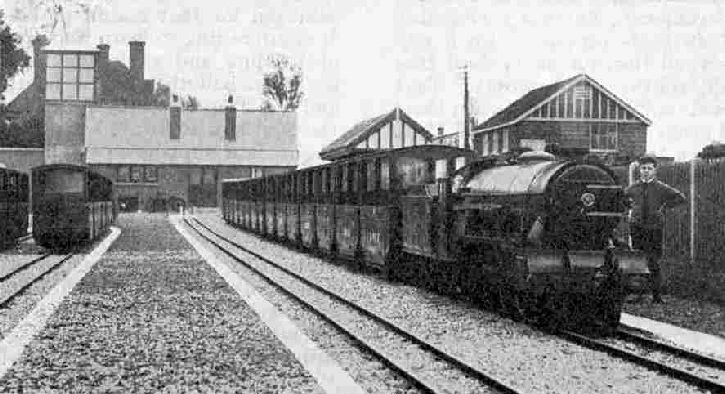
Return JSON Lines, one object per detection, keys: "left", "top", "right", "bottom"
{"left": 0, "top": 116, "right": 44, "bottom": 147}
{"left": 0, "top": 11, "right": 32, "bottom": 100}
{"left": 152, "top": 81, "right": 170, "bottom": 107}
{"left": 698, "top": 141, "right": 725, "bottom": 159}
{"left": 182, "top": 95, "right": 200, "bottom": 110}
{"left": 262, "top": 54, "right": 303, "bottom": 111}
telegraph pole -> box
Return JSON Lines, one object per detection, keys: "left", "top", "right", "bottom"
{"left": 463, "top": 65, "right": 471, "bottom": 150}
{"left": 1, "top": 47, "right": 4, "bottom": 123}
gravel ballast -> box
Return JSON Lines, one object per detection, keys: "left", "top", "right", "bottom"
{"left": 0, "top": 254, "right": 85, "bottom": 342}
{"left": 198, "top": 213, "right": 710, "bottom": 394}
{"left": 186, "top": 219, "right": 486, "bottom": 394}
{"left": 0, "top": 213, "right": 325, "bottom": 393}
{"left": 624, "top": 296, "right": 725, "bottom": 339}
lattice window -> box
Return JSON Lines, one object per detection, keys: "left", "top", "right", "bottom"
{"left": 45, "top": 53, "right": 95, "bottom": 101}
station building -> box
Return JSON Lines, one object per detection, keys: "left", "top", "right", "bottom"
{"left": 5, "top": 38, "right": 298, "bottom": 210}
{"left": 472, "top": 74, "right": 651, "bottom": 165}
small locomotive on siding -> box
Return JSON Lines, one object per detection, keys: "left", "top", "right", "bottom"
{"left": 32, "top": 164, "right": 117, "bottom": 250}
{"left": 221, "top": 145, "right": 648, "bottom": 330}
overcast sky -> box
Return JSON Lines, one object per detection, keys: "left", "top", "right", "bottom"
{"left": 4, "top": 0, "right": 725, "bottom": 164}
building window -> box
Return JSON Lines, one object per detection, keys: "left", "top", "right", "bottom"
{"left": 203, "top": 168, "right": 216, "bottom": 185}
{"left": 224, "top": 108, "right": 236, "bottom": 140}
{"left": 481, "top": 133, "right": 489, "bottom": 156}
{"left": 45, "top": 53, "right": 95, "bottom": 101}
{"left": 492, "top": 131, "right": 500, "bottom": 154}
{"left": 251, "top": 168, "right": 263, "bottom": 178}
{"left": 380, "top": 159, "right": 390, "bottom": 190}
{"left": 502, "top": 129, "right": 509, "bottom": 152}
{"left": 144, "top": 167, "right": 158, "bottom": 183}
{"left": 117, "top": 166, "right": 130, "bottom": 183}
{"left": 130, "top": 166, "right": 143, "bottom": 183}
{"left": 170, "top": 107, "right": 181, "bottom": 139}
{"left": 590, "top": 123, "right": 617, "bottom": 151}
{"left": 117, "top": 165, "right": 158, "bottom": 183}
{"left": 190, "top": 168, "right": 202, "bottom": 184}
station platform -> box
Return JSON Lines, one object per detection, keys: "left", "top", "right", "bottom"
{"left": 621, "top": 313, "right": 725, "bottom": 360}
{"left": 0, "top": 213, "right": 363, "bottom": 393}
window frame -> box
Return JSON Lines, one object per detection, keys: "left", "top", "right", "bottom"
{"left": 590, "top": 123, "right": 618, "bottom": 152}
{"left": 45, "top": 52, "right": 96, "bottom": 102}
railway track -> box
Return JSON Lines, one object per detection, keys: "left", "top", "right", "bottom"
{"left": 0, "top": 254, "right": 53, "bottom": 282}
{"left": 185, "top": 217, "right": 524, "bottom": 394}
{"left": 559, "top": 329, "right": 725, "bottom": 393}
{"left": 0, "top": 254, "right": 75, "bottom": 309}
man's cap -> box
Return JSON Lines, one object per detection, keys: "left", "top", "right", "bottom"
{"left": 638, "top": 153, "right": 658, "bottom": 165}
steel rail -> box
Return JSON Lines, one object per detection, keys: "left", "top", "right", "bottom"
{"left": 615, "top": 327, "right": 725, "bottom": 371}
{"left": 0, "top": 254, "right": 53, "bottom": 282}
{"left": 186, "top": 217, "right": 525, "bottom": 394}
{"left": 560, "top": 329, "right": 725, "bottom": 393}
{"left": 0, "top": 254, "right": 75, "bottom": 308}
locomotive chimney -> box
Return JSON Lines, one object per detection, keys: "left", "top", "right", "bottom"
{"left": 437, "top": 126, "right": 444, "bottom": 136}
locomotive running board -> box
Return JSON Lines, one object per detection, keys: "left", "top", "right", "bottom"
{"left": 585, "top": 184, "right": 623, "bottom": 189}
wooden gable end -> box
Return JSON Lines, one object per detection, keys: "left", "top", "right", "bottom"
{"left": 353, "top": 118, "right": 430, "bottom": 150}
{"left": 526, "top": 80, "right": 644, "bottom": 123}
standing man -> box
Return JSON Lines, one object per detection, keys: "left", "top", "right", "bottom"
{"left": 625, "top": 154, "right": 687, "bottom": 303}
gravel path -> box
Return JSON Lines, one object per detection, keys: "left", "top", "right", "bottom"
{"left": 0, "top": 213, "right": 325, "bottom": 394}
{"left": 198, "top": 213, "right": 710, "bottom": 394}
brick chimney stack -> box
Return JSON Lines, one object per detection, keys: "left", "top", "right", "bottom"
{"left": 97, "top": 43, "right": 109, "bottom": 64}
{"left": 129, "top": 41, "right": 145, "bottom": 82}
{"left": 96, "top": 43, "right": 109, "bottom": 102}
{"left": 31, "top": 36, "right": 48, "bottom": 85}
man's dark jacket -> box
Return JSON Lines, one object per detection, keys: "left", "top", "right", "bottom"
{"left": 624, "top": 180, "right": 686, "bottom": 229}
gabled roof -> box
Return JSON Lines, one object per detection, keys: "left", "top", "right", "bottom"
{"left": 319, "top": 107, "right": 432, "bottom": 161}
{"left": 473, "top": 73, "right": 652, "bottom": 133}
{"left": 6, "top": 82, "right": 42, "bottom": 118}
